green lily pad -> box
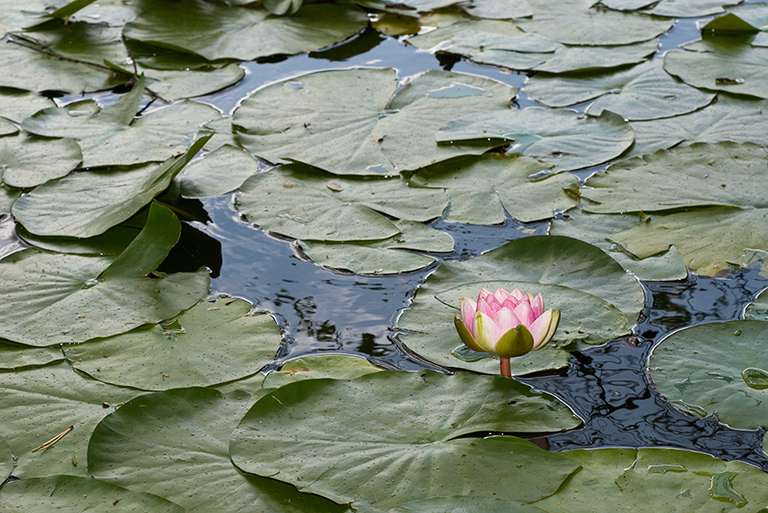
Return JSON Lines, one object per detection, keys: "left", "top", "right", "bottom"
{"left": 516, "top": 0, "right": 673, "bottom": 45}
{"left": 534, "top": 447, "right": 768, "bottom": 511}
{"left": 64, "top": 297, "right": 280, "bottom": 391}
{"left": 603, "top": 0, "right": 741, "bottom": 17}
{"left": 230, "top": 371, "right": 582, "bottom": 511}
{"left": 0, "top": 87, "right": 55, "bottom": 123}
{"left": 13, "top": 136, "right": 208, "bottom": 238}
{"left": 745, "top": 289, "right": 768, "bottom": 321}
{"left": 0, "top": 184, "right": 20, "bottom": 214}
{"left": 0, "top": 117, "right": 17, "bottom": 136}
{"left": 123, "top": 0, "right": 367, "bottom": 61}
{"left": 0, "top": 435, "right": 12, "bottom": 481}
{"left": 0, "top": 475, "right": 186, "bottom": 512}
{"left": 702, "top": 3, "right": 768, "bottom": 33}
{"left": 15, "top": 223, "right": 140, "bottom": 256}
{"left": 664, "top": 36, "right": 768, "bottom": 99}
{"left": 262, "top": 354, "right": 384, "bottom": 389}
{"left": 235, "top": 164, "right": 447, "bottom": 242}
{"left": 0, "top": 361, "right": 138, "bottom": 478}
{"left": 179, "top": 144, "right": 260, "bottom": 199}
{"left": 527, "top": 60, "right": 715, "bottom": 120}
{"left": 437, "top": 109, "right": 635, "bottom": 173}
{"left": 0, "top": 131, "right": 81, "bottom": 188}
{"left": 0, "top": 243, "right": 209, "bottom": 346}
{"left": 389, "top": 497, "right": 545, "bottom": 513}
{"left": 234, "top": 68, "right": 518, "bottom": 175}
{"left": 627, "top": 94, "right": 768, "bottom": 158}
{"left": 461, "top": 0, "right": 534, "bottom": 19}
{"left": 409, "top": 153, "right": 578, "bottom": 224}
{"left": 583, "top": 142, "right": 768, "bottom": 214}
{"left": 549, "top": 207, "right": 688, "bottom": 281}
{"left": 649, "top": 320, "right": 768, "bottom": 430}
{"left": 0, "top": 38, "right": 117, "bottom": 94}
{"left": 0, "top": 341, "right": 65, "bottom": 370}
{"left": 21, "top": 76, "right": 220, "bottom": 168}
{"left": 88, "top": 386, "right": 351, "bottom": 513}
{"left": 295, "top": 220, "right": 454, "bottom": 274}
{"left": 397, "top": 235, "right": 644, "bottom": 375}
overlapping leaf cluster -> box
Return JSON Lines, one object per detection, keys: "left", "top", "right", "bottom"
{"left": 2, "top": 0, "right": 768, "bottom": 511}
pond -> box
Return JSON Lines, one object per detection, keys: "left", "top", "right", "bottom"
{"left": 2, "top": 0, "right": 768, "bottom": 511}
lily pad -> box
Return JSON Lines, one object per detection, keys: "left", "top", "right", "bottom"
{"left": 461, "top": 0, "right": 533, "bottom": 19}
{"left": 437, "top": 109, "right": 635, "bottom": 172}
{"left": 0, "top": 361, "right": 138, "bottom": 478}
{"left": 549, "top": 207, "right": 688, "bottom": 281}
{"left": 627, "top": 94, "right": 768, "bottom": 158}
{"left": 745, "top": 289, "right": 768, "bottom": 321}
{"left": 13, "top": 136, "right": 208, "bottom": 238}
{"left": 534, "top": 447, "right": 768, "bottom": 511}
{"left": 21, "top": 76, "right": 220, "bottom": 168}
{"left": 409, "top": 153, "right": 579, "bottom": 225}
{"left": 0, "top": 230, "right": 209, "bottom": 345}
{"left": 649, "top": 320, "right": 768, "bottom": 430}
{"left": 664, "top": 36, "right": 768, "bottom": 99}
{"left": 516, "top": 0, "right": 673, "bottom": 45}
{"left": 88, "top": 386, "right": 352, "bottom": 513}
{"left": 234, "top": 68, "right": 518, "bottom": 175}
{"left": 0, "top": 117, "right": 17, "bottom": 136}
{"left": 0, "top": 184, "right": 20, "bottom": 214}
{"left": 397, "top": 236, "right": 644, "bottom": 375}
{"left": 527, "top": 60, "right": 715, "bottom": 120}
{"left": 230, "top": 371, "right": 582, "bottom": 511}
{"left": 123, "top": 0, "right": 368, "bottom": 61}
{"left": 15, "top": 222, "right": 140, "bottom": 256}
{"left": 0, "top": 475, "right": 186, "bottom": 512}
{"left": 0, "top": 131, "right": 81, "bottom": 188}
{"left": 235, "top": 164, "right": 447, "bottom": 242}
{"left": 389, "top": 497, "right": 545, "bottom": 513}
{"left": 295, "top": 220, "right": 454, "bottom": 274}
{"left": 0, "top": 87, "right": 55, "bottom": 123}
{"left": 603, "top": 0, "right": 741, "bottom": 17}
{"left": 0, "top": 341, "right": 65, "bottom": 370}
{"left": 261, "top": 354, "right": 384, "bottom": 389}
{"left": 179, "top": 144, "right": 261, "bottom": 199}
{"left": 64, "top": 297, "right": 280, "bottom": 391}
{"left": 0, "top": 435, "right": 12, "bottom": 481}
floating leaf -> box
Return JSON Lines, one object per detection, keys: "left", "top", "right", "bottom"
{"left": 650, "top": 320, "right": 768, "bottom": 430}
{"left": 437, "top": 109, "right": 634, "bottom": 172}
{"left": 0, "top": 341, "right": 64, "bottom": 370}
{"left": 88, "top": 386, "right": 351, "bottom": 513}
{"left": 0, "top": 131, "right": 81, "bottom": 188}
{"left": 745, "top": 289, "right": 768, "bottom": 321}
{"left": 664, "top": 36, "right": 768, "bottom": 99}
{"left": 390, "top": 496, "right": 545, "bottom": 512}
{"left": 231, "top": 371, "right": 581, "bottom": 511}
{"left": 235, "top": 164, "right": 447, "bottom": 242}
{"left": 13, "top": 136, "right": 208, "bottom": 238}
{"left": 0, "top": 362, "right": 138, "bottom": 478}
{"left": 0, "top": 184, "right": 20, "bottom": 214}
{"left": 0, "top": 242, "right": 209, "bottom": 346}
{"left": 262, "top": 354, "right": 384, "bottom": 389}
{"left": 410, "top": 153, "right": 578, "bottom": 224}
{"left": 21, "top": 76, "right": 220, "bottom": 167}
{"left": 462, "top": 0, "right": 533, "bottom": 19}
{"left": 534, "top": 447, "right": 768, "bottom": 511}
{"left": 65, "top": 297, "right": 279, "bottom": 391}
{"left": 603, "top": 0, "right": 741, "bottom": 17}
{"left": 123, "top": 0, "right": 368, "bottom": 61}
{"left": 0, "top": 87, "right": 55, "bottom": 123}
{"left": 397, "top": 236, "right": 643, "bottom": 375}
{"left": 527, "top": 60, "right": 715, "bottom": 120}
{"left": 179, "top": 144, "right": 260, "bottom": 198}
{"left": 295, "top": 220, "right": 453, "bottom": 274}
{"left": 234, "top": 68, "right": 518, "bottom": 175}
{"left": 0, "top": 475, "right": 186, "bottom": 512}
{"left": 0, "top": 435, "right": 12, "bottom": 481}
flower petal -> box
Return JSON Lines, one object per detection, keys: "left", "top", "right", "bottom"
{"left": 495, "top": 307, "right": 521, "bottom": 333}
{"left": 454, "top": 314, "right": 485, "bottom": 353}
{"left": 512, "top": 300, "right": 535, "bottom": 326}
{"left": 494, "top": 324, "right": 535, "bottom": 358}
{"left": 475, "top": 311, "right": 502, "bottom": 353}
{"left": 531, "top": 293, "right": 545, "bottom": 317}
{"left": 460, "top": 297, "right": 477, "bottom": 336}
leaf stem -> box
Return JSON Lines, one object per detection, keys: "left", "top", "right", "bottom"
{"left": 500, "top": 357, "right": 511, "bottom": 378}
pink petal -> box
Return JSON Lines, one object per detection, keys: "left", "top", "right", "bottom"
{"left": 500, "top": 296, "right": 521, "bottom": 310}
{"left": 492, "top": 288, "right": 509, "bottom": 303}
{"left": 460, "top": 297, "right": 477, "bottom": 337}
{"left": 475, "top": 312, "right": 503, "bottom": 352}
{"left": 512, "top": 301, "right": 535, "bottom": 326}
{"left": 477, "top": 294, "right": 500, "bottom": 316}
{"left": 510, "top": 288, "right": 525, "bottom": 301}
{"left": 494, "top": 308, "right": 521, "bottom": 333}
{"left": 531, "top": 293, "right": 544, "bottom": 317}
{"left": 529, "top": 310, "right": 553, "bottom": 349}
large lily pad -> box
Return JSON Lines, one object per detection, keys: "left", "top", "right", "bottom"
{"left": 649, "top": 320, "right": 768, "bottom": 430}
{"left": 123, "top": 0, "right": 368, "bottom": 61}
{"left": 0, "top": 362, "right": 138, "bottom": 478}
{"left": 516, "top": 0, "right": 673, "bottom": 45}
{"left": 234, "top": 68, "right": 518, "bottom": 175}
{"left": 0, "top": 227, "right": 209, "bottom": 346}
{"left": 0, "top": 131, "right": 81, "bottom": 188}
{"left": 533, "top": 447, "right": 768, "bottom": 511}
{"left": 13, "top": 137, "right": 208, "bottom": 238}
{"left": 0, "top": 475, "right": 186, "bottom": 512}
{"left": 178, "top": 144, "right": 260, "bottom": 198}
{"left": 603, "top": 0, "right": 741, "bottom": 17}
{"left": 21, "top": 76, "right": 220, "bottom": 167}
{"left": 397, "top": 236, "right": 644, "bottom": 375}
{"left": 409, "top": 153, "right": 579, "bottom": 224}
{"left": 0, "top": 184, "right": 20, "bottom": 214}
{"left": 88, "top": 386, "right": 352, "bottom": 513}
{"left": 1, "top": 435, "right": 13, "bottom": 481}
{"left": 296, "top": 220, "right": 454, "bottom": 274}
{"left": 526, "top": 60, "right": 715, "bottom": 120}
{"left": 235, "top": 164, "right": 447, "bottom": 242}
{"left": 0, "top": 341, "right": 64, "bottom": 370}
{"left": 627, "top": 94, "right": 768, "bottom": 158}
{"left": 437, "top": 109, "right": 635, "bottom": 172}
{"left": 230, "top": 371, "right": 582, "bottom": 511}
{"left": 261, "top": 354, "right": 384, "bottom": 389}
{"left": 0, "top": 87, "right": 55, "bottom": 123}
{"left": 64, "top": 297, "right": 280, "bottom": 391}
{"left": 664, "top": 36, "right": 768, "bottom": 99}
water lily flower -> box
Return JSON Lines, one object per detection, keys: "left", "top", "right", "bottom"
{"left": 454, "top": 287, "right": 560, "bottom": 377}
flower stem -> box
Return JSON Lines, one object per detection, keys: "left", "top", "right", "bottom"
{"left": 500, "top": 357, "right": 511, "bottom": 378}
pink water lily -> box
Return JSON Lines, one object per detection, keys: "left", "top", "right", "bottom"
{"left": 454, "top": 287, "right": 560, "bottom": 377}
